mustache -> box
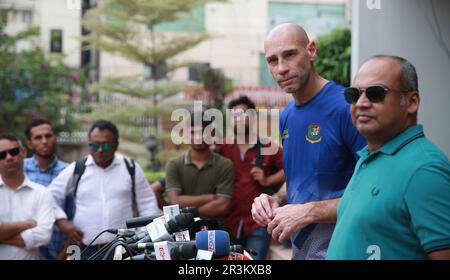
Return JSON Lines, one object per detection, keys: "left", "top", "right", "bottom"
{"left": 355, "top": 110, "right": 376, "bottom": 118}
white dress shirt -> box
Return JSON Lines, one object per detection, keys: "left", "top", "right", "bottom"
{"left": 48, "top": 154, "right": 159, "bottom": 245}
{"left": 0, "top": 177, "right": 55, "bottom": 260}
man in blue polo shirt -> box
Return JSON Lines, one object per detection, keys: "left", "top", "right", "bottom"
{"left": 327, "top": 55, "right": 450, "bottom": 260}
{"left": 24, "top": 119, "right": 68, "bottom": 260}
{"left": 251, "top": 23, "right": 366, "bottom": 259}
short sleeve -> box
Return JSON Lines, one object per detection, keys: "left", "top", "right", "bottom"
{"left": 404, "top": 162, "right": 450, "bottom": 253}
{"left": 214, "top": 158, "right": 234, "bottom": 198}
{"left": 165, "top": 159, "right": 182, "bottom": 193}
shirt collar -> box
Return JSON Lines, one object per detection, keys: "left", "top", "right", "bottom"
{"left": 0, "top": 176, "right": 35, "bottom": 191}
{"left": 184, "top": 150, "right": 215, "bottom": 167}
{"left": 31, "top": 155, "right": 58, "bottom": 170}
{"left": 357, "top": 124, "right": 425, "bottom": 159}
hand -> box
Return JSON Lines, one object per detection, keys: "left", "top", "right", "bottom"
{"left": 57, "top": 219, "right": 83, "bottom": 245}
{"left": 267, "top": 203, "right": 314, "bottom": 243}
{"left": 251, "top": 193, "right": 280, "bottom": 226}
{"left": 250, "top": 167, "right": 268, "bottom": 187}
{"left": 24, "top": 219, "right": 37, "bottom": 229}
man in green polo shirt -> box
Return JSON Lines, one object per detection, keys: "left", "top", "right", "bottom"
{"left": 326, "top": 55, "right": 450, "bottom": 260}
{"left": 165, "top": 113, "right": 234, "bottom": 219}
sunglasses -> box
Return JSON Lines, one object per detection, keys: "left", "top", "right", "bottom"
{"left": 88, "top": 142, "right": 115, "bottom": 152}
{"left": 0, "top": 147, "right": 21, "bottom": 160}
{"left": 344, "top": 85, "right": 411, "bottom": 104}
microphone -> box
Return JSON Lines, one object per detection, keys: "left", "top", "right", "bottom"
{"left": 170, "top": 242, "right": 197, "bottom": 260}
{"left": 126, "top": 207, "right": 198, "bottom": 228}
{"left": 106, "top": 228, "right": 136, "bottom": 237}
{"left": 126, "top": 230, "right": 148, "bottom": 244}
{"left": 127, "top": 213, "right": 195, "bottom": 245}
{"left": 146, "top": 212, "right": 195, "bottom": 242}
{"left": 188, "top": 219, "right": 220, "bottom": 239}
{"left": 153, "top": 241, "right": 197, "bottom": 260}
{"left": 229, "top": 244, "right": 244, "bottom": 254}
{"left": 129, "top": 240, "right": 195, "bottom": 252}
{"left": 195, "top": 230, "right": 230, "bottom": 257}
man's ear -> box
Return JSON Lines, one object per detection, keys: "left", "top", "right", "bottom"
{"left": 307, "top": 41, "right": 317, "bottom": 61}
{"left": 406, "top": 91, "right": 420, "bottom": 115}
{"left": 20, "top": 147, "right": 28, "bottom": 158}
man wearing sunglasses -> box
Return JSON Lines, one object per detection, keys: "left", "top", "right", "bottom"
{"left": 251, "top": 23, "right": 366, "bottom": 259}
{"left": 48, "top": 120, "right": 159, "bottom": 259}
{"left": 326, "top": 55, "right": 450, "bottom": 260}
{"left": 23, "top": 119, "right": 69, "bottom": 260}
{"left": 0, "top": 134, "right": 55, "bottom": 260}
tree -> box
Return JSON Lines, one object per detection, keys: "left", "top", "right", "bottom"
{"left": 0, "top": 10, "right": 84, "bottom": 137}
{"left": 81, "top": 0, "right": 225, "bottom": 143}
{"left": 315, "top": 28, "right": 351, "bottom": 87}
{"left": 199, "top": 66, "right": 233, "bottom": 110}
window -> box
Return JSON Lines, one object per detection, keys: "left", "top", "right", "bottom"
{"left": 50, "top": 29, "right": 63, "bottom": 53}
{"left": 21, "top": 10, "right": 32, "bottom": 25}
{"left": 267, "top": 2, "right": 346, "bottom": 36}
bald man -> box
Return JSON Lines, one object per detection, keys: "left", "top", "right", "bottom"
{"left": 327, "top": 55, "right": 450, "bottom": 260}
{"left": 251, "top": 23, "right": 366, "bottom": 259}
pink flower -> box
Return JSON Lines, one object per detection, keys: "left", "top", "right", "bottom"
{"left": 70, "top": 71, "right": 78, "bottom": 81}
{"left": 69, "top": 91, "right": 77, "bottom": 102}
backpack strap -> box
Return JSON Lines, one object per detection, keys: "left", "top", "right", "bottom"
{"left": 70, "top": 157, "right": 139, "bottom": 218}
{"left": 255, "top": 138, "right": 263, "bottom": 168}
{"left": 73, "top": 158, "right": 88, "bottom": 198}
{"left": 124, "top": 158, "right": 139, "bottom": 217}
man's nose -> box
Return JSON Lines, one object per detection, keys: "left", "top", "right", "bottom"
{"left": 355, "top": 91, "right": 371, "bottom": 108}
{"left": 277, "top": 60, "right": 289, "bottom": 76}
{"left": 5, "top": 151, "right": 14, "bottom": 161}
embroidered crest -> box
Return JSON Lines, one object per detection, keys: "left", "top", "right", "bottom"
{"left": 305, "top": 124, "right": 322, "bottom": 143}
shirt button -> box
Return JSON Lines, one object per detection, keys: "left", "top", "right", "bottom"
{"left": 361, "top": 163, "right": 367, "bottom": 169}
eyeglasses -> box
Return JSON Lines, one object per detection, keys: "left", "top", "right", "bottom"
{"left": 88, "top": 142, "right": 115, "bottom": 152}
{"left": 0, "top": 147, "right": 21, "bottom": 160}
{"left": 344, "top": 85, "right": 411, "bottom": 104}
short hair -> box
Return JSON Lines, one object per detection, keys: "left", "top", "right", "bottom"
{"left": 190, "top": 111, "right": 213, "bottom": 128}
{"left": 25, "top": 119, "right": 53, "bottom": 140}
{"left": 371, "top": 55, "right": 418, "bottom": 91}
{"left": 88, "top": 120, "right": 119, "bottom": 143}
{"left": 227, "top": 95, "right": 256, "bottom": 110}
{"left": 0, "top": 133, "right": 24, "bottom": 149}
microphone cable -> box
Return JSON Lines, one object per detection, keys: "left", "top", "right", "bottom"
{"left": 102, "top": 240, "right": 134, "bottom": 260}
{"left": 87, "top": 237, "right": 122, "bottom": 260}
{"left": 80, "top": 229, "right": 112, "bottom": 257}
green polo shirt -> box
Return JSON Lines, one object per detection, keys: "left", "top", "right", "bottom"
{"left": 165, "top": 151, "right": 234, "bottom": 198}
{"left": 327, "top": 125, "right": 450, "bottom": 260}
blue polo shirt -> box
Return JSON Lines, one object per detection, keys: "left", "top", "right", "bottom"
{"left": 327, "top": 125, "right": 450, "bottom": 260}
{"left": 280, "top": 81, "right": 366, "bottom": 256}
{"left": 24, "top": 156, "right": 68, "bottom": 186}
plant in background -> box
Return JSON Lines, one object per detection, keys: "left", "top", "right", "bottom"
{"left": 315, "top": 28, "right": 351, "bottom": 87}
{"left": 0, "top": 11, "right": 85, "bottom": 137}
